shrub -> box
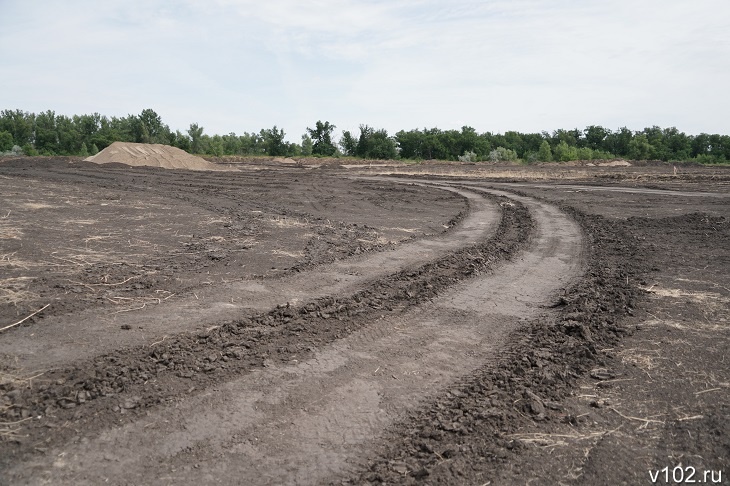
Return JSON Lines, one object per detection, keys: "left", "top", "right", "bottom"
{"left": 488, "top": 146, "right": 518, "bottom": 162}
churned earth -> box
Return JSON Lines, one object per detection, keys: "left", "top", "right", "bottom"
{"left": 0, "top": 157, "right": 728, "bottom": 485}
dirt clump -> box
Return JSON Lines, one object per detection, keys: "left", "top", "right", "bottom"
{"left": 85, "top": 142, "right": 230, "bottom": 171}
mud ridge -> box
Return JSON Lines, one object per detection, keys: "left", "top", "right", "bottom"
{"left": 346, "top": 200, "right": 650, "bottom": 485}
{"left": 0, "top": 195, "right": 532, "bottom": 468}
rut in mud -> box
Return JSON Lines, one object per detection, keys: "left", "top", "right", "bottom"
{"left": 4, "top": 159, "right": 726, "bottom": 485}
{"left": 2, "top": 183, "right": 583, "bottom": 485}
{"left": 0, "top": 185, "right": 497, "bottom": 370}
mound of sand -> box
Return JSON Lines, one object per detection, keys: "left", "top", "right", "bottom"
{"left": 85, "top": 142, "right": 229, "bottom": 171}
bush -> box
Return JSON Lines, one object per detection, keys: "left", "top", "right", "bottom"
{"left": 553, "top": 141, "right": 578, "bottom": 162}
{"left": 537, "top": 140, "right": 552, "bottom": 162}
{"left": 524, "top": 152, "right": 540, "bottom": 164}
{"left": 1, "top": 144, "right": 23, "bottom": 156}
{"left": 458, "top": 150, "right": 478, "bottom": 162}
{"left": 21, "top": 143, "right": 38, "bottom": 156}
{"left": 694, "top": 154, "right": 727, "bottom": 164}
{"left": 0, "top": 131, "right": 13, "bottom": 152}
{"left": 488, "top": 146, "right": 518, "bottom": 162}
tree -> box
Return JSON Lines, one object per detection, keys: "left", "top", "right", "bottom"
{"left": 663, "top": 127, "right": 691, "bottom": 161}
{"left": 301, "top": 134, "right": 314, "bottom": 156}
{"left": 170, "top": 130, "right": 191, "bottom": 152}
{"left": 222, "top": 132, "right": 242, "bottom": 155}
{"left": 188, "top": 123, "right": 204, "bottom": 153}
{"left": 306, "top": 120, "right": 337, "bottom": 156}
{"left": 339, "top": 131, "right": 357, "bottom": 156}
{"left": 354, "top": 125, "right": 397, "bottom": 159}
{"left": 627, "top": 134, "right": 652, "bottom": 160}
{"left": 260, "top": 125, "right": 288, "bottom": 156}
{"left": 0, "top": 109, "right": 34, "bottom": 147}
{"left": 604, "top": 127, "right": 633, "bottom": 156}
{"left": 34, "top": 110, "right": 58, "bottom": 154}
{"left": 553, "top": 141, "right": 578, "bottom": 162}
{"left": 552, "top": 129, "right": 580, "bottom": 148}
{"left": 0, "top": 131, "right": 13, "bottom": 151}
{"left": 56, "top": 115, "right": 80, "bottom": 155}
{"left": 537, "top": 140, "right": 552, "bottom": 162}
{"left": 395, "top": 129, "right": 425, "bottom": 159}
{"left": 584, "top": 125, "right": 608, "bottom": 151}
{"left": 135, "top": 108, "right": 168, "bottom": 144}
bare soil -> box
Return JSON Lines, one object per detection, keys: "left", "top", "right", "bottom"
{"left": 0, "top": 157, "right": 727, "bottom": 485}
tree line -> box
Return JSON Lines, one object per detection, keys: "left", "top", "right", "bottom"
{"left": 1, "top": 108, "right": 728, "bottom": 164}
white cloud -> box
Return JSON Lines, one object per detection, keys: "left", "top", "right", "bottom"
{"left": 1, "top": 0, "right": 728, "bottom": 138}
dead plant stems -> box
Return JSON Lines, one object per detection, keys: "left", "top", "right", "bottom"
{"left": 610, "top": 407, "right": 665, "bottom": 426}
{"left": 0, "top": 304, "right": 50, "bottom": 333}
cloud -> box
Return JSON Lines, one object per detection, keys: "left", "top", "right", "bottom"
{"left": 1, "top": 0, "right": 728, "bottom": 137}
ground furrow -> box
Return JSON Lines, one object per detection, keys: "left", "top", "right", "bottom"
{"left": 0, "top": 185, "right": 495, "bottom": 371}
{"left": 5, "top": 188, "right": 583, "bottom": 485}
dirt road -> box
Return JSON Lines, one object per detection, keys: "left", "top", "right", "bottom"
{"left": 4, "top": 184, "right": 582, "bottom": 485}
{"left": 0, "top": 184, "right": 497, "bottom": 370}
{"left": 1, "top": 158, "right": 727, "bottom": 485}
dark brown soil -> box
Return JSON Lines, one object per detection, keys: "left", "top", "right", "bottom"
{"left": 0, "top": 157, "right": 727, "bottom": 485}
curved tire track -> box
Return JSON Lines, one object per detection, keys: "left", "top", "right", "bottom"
{"left": 6, "top": 186, "right": 584, "bottom": 485}
{"left": 0, "top": 185, "right": 495, "bottom": 370}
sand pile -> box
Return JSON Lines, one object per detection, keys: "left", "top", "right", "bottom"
{"left": 85, "top": 142, "right": 229, "bottom": 171}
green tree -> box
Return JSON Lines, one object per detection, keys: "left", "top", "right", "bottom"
{"left": 188, "top": 123, "right": 204, "bottom": 153}
{"left": 206, "top": 134, "right": 225, "bottom": 156}
{"left": 553, "top": 141, "right": 578, "bottom": 161}
{"left": 604, "top": 127, "right": 633, "bottom": 156}
{"left": 339, "top": 130, "right": 357, "bottom": 156}
{"left": 663, "top": 127, "right": 691, "bottom": 160}
{"left": 354, "top": 125, "right": 397, "bottom": 159}
{"left": 222, "top": 132, "right": 242, "bottom": 155}
{"left": 239, "top": 132, "right": 263, "bottom": 155}
{"left": 260, "top": 126, "right": 288, "bottom": 156}
{"left": 34, "top": 110, "right": 58, "bottom": 154}
{"left": 170, "top": 130, "right": 191, "bottom": 152}
{"left": 584, "top": 125, "right": 608, "bottom": 150}
{"left": 395, "top": 129, "right": 425, "bottom": 159}
{"left": 576, "top": 147, "right": 594, "bottom": 160}
{"left": 627, "top": 134, "right": 652, "bottom": 160}
{"left": 56, "top": 115, "right": 80, "bottom": 155}
{"left": 21, "top": 143, "right": 38, "bottom": 156}
{"left": 135, "top": 108, "right": 168, "bottom": 143}
{"left": 0, "top": 109, "right": 34, "bottom": 147}
{"left": 301, "top": 134, "right": 313, "bottom": 156}
{"left": 537, "top": 140, "right": 552, "bottom": 162}
{"left": 306, "top": 120, "right": 337, "bottom": 156}
{"left": 0, "top": 131, "right": 13, "bottom": 151}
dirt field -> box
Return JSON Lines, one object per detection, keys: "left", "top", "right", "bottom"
{"left": 0, "top": 157, "right": 728, "bottom": 485}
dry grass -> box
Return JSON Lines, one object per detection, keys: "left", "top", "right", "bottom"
{"left": 19, "top": 202, "right": 53, "bottom": 210}
{"left": 0, "top": 220, "right": 23, "bottom": 240}
{"left": 63, "top": 219, "right": 99, "bottom": 226}
{"left": 643, "top": 318, "right": 728, "bottom": 333}
{"left": 270, "top": 249, "right": 305, "bottom": 258}
{"left": 269, "top": 216, "right": 311, "bottom": 228}
{"left": 644, "top": 286, "right": 730, "bottom": 304}
{"left": 0, "top": 370, "right": 45, "bottom": 441}
{"left": 0, "top": 277, "right": 36, "bottom": 306}
{"left": 367, "top": 168, "right": 593, "bottom": 181}
{"left": 508, "top": 428, "right": 618, "bottom": 449}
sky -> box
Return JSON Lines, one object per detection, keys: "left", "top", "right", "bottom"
{"left": 2, "top": 0, "right": 729, "bottom": 142}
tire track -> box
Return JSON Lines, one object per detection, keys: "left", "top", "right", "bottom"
{"left": 5, "top": 187, "right": 583, "bottom": 485}
{"left": 0, "top": 185, "right": 495, "bottom": 370}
